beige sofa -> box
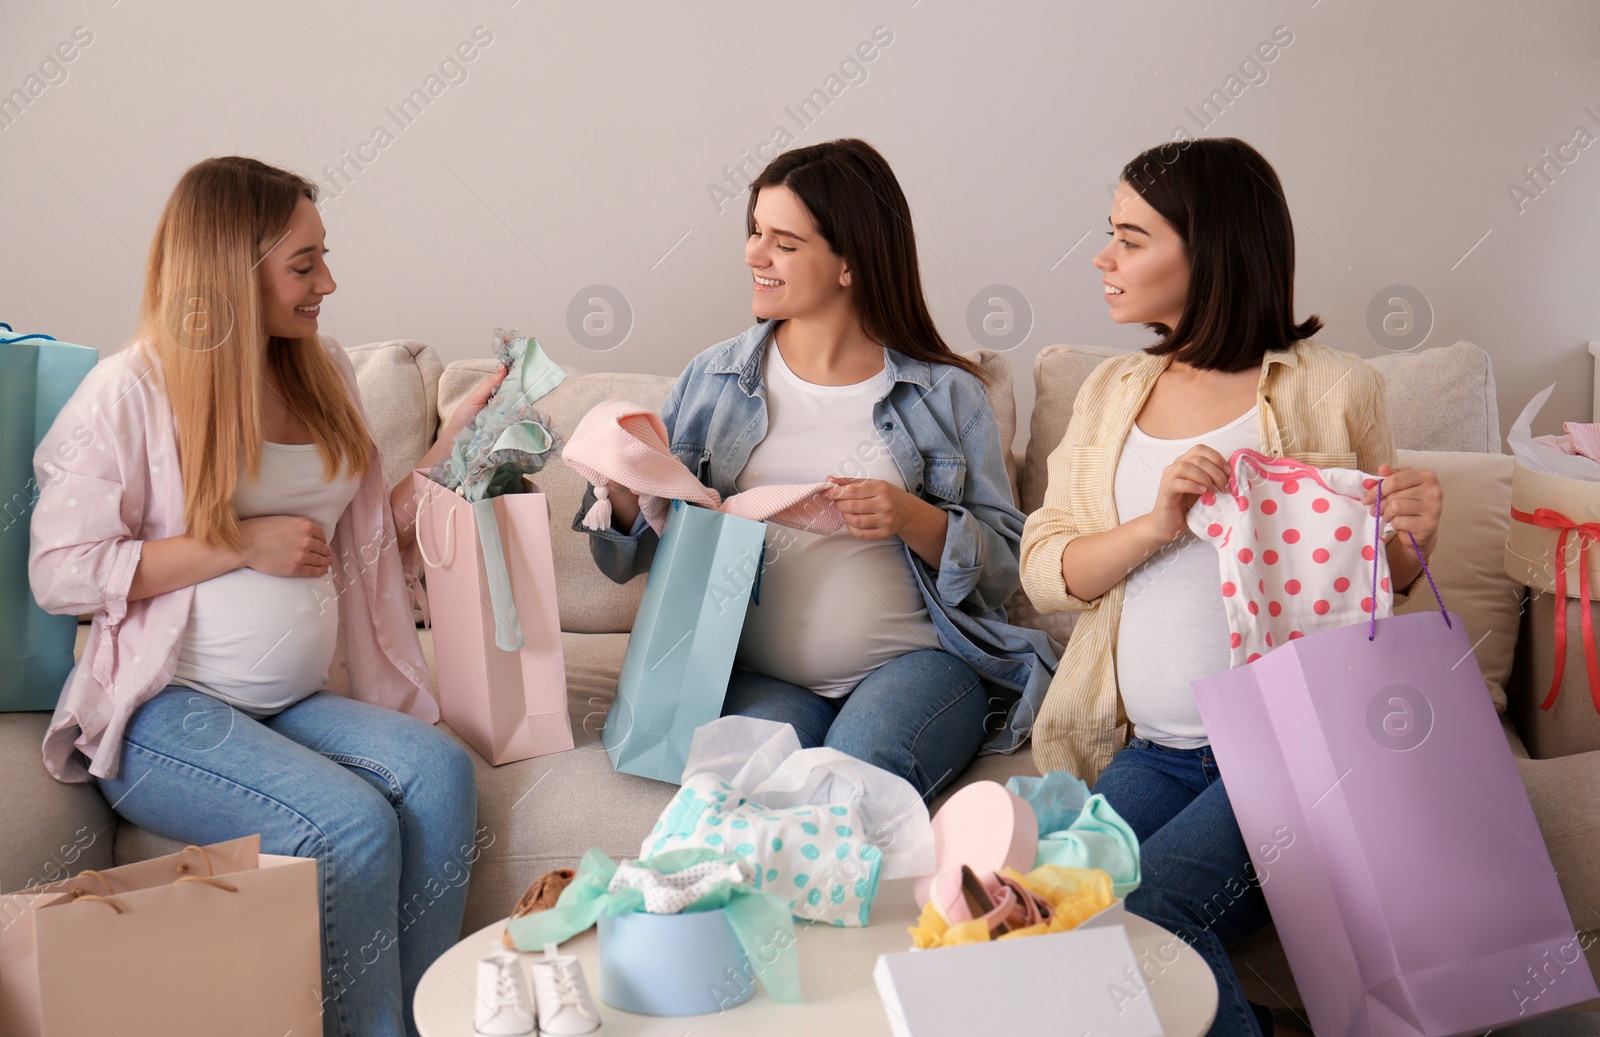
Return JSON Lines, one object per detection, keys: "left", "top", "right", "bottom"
{"left": 4, "top": 336, "right": 1597, "bottom": 1009}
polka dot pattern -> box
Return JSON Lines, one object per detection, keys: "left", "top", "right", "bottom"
{"left": 644, "top": 773, "right": 887, "bottom": 927}
{"left": 1189, "top": 449, "right": 1397, "bottom": 667}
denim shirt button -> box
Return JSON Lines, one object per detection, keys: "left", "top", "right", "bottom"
{"left": 882, "top": 421, "right": 894, "bottom": 430}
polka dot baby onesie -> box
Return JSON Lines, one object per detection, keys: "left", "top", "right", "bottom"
{"left": 1187, "top": 448, "right": 1394, "bottom": 666}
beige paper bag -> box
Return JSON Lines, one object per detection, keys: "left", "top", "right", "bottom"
{"left": 0, "top": 835, "right": 322, "bottom": 1037}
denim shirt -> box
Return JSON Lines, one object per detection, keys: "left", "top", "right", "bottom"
{"left": 576, "top": 322, "right": 1057, "bottom": 754}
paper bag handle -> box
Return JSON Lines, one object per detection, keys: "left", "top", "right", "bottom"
{"left": 0, "top": 329, "right": 58, "bottom": 345}
{"left": 173, "top": 844, "right": 240, "bottom": 891}
{"left": 68, "top": 870, "right": 116, "bottom": 898}
{"left": 66, "top": 845, "right": 240, "bottom": 913}
{"left": 416, "top": 483, "right": 456, "bottom": 569}
{"left": 1368, "top": 481, "right": 1448, "bottom": 641}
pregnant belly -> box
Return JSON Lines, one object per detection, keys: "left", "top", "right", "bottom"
{"left": 175, "top": 568, "right": 340, "bottom": 707}
{"left": 736, "top": 530, "right": 940, "bottom": 696}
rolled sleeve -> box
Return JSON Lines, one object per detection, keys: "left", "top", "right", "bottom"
{"left": 1018, "top": 412, "right": 1097, "bottom": 615}
{"left": 1019, "top": 506, "right": 1093, "bottom": 614}
{"left": 575, "top": 484, "right": 658, "bottom": 584}
{"left": 28, "top": 410, "right": 144, "bottom": 622}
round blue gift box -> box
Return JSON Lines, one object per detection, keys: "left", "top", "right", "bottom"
{"left": 597, "top": 906, "right": 756, "bottom": 1016}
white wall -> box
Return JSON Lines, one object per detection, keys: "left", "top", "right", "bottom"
{"left": 4, "top": 0, "right": 1599, "bottom": 441}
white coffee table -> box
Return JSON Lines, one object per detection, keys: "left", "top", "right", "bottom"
{"left": 415, "top": 878, "right": 1218, "bottom": 1036}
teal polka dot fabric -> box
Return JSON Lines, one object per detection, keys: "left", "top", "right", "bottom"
{"left": 643, "top": 775, "right": 884, "bottom": 926}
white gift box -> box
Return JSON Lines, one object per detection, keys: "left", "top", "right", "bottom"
{"left": 872, "top": 899, "right": 1166, "bottom": 1037}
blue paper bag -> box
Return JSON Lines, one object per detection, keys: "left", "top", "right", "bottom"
{"left": 0, "top": 328, "right": 98, "bottom": 712}
{"left": 602, "top": 501, "right": 766, "bottom": 783}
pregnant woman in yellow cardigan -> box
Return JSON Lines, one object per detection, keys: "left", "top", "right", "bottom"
{"left": 1019, "top": 137, "right": 1442, "bottom": 1036}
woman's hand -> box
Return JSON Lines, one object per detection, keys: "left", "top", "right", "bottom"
{"left": 825, "top": 477, "right": 918, "bottom": 540}
{"left": 1149, "top": 444, "right": 1231, "bottom": 542}
{"left": 440, "top": 366, "right": 509, "bottom": 444}
{"left": 391, "top": 366, "right": 512, "bottom": 551}
{"left": 1364, "top": 464, "right": 1443, "bottom": 550}
{"left": 825, "top": 476, "right": 949, "bottom": 568}
{"left": 604, "top": 483, "right": 643, "bottom": 533}
{"left": 239, "top": 515, "right": 332, "bottom": 578}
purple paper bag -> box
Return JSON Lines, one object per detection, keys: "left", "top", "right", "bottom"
{"left": 1192, "top": 608, "right": 1595, "bottom": 1037}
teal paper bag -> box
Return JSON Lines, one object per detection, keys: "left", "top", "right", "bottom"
{"left": 0, "top": 330, "right": 99, "bottom": 712}
{"left": 603, "top": 501, "right": 766, "bottom": 783}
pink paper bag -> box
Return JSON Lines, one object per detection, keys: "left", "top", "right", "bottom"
{"left": 1192, "top": 608, "right": 1595, "bottom": 1036}
{"left": 412, "top": 470, "right": 573, "bottom": 765}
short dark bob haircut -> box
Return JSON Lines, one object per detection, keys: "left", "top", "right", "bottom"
{"left": 1121, "top": 137, "right": 1321, "bottom": 372}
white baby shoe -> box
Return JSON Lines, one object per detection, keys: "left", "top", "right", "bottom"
{"left": 528, "top": 943, "right": 602, "bottom": 1036}
{"left": 474, "top": 950, "right": 535, "bottom": 1037}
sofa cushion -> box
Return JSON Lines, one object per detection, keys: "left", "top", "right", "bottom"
{"left": 437, "top": 347, "right": 1019, "bottom": 635}
{"left": 967, "top": 349, "right": 1019, "bottom": 498}
{"left": 1368, "top": 341, "right": 1500, "bottom": 454}
{"left": 1020, "top": 343, "right": 1125, "bottom": 517}
{"left": 1393, "top": 449, "right": 1517, "bottom": 711}
{"left": 346, "top": 340, "right": 444, "bottom": 488}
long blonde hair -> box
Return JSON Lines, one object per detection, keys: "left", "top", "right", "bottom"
{"left": 137, "top": 157, "right": 370, "bottom": 550}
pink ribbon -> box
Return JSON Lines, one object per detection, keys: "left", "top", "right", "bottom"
{"left": 1511, "top": 506, "right": 1600, "bottom": 715}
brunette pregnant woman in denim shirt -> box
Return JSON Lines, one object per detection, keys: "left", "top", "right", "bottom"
{"left": 578, "top": 139, "right": 1056, "bottom": 800}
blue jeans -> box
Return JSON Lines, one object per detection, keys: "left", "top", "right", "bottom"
{"left": 96, "top": 687, "right": 479, "bottom": 1037}
{"left": 1091, "top": 737, "right": 1272, "bottom": 1037}
{"left": 721, "top": 649, "right": 990, "bottom": 800}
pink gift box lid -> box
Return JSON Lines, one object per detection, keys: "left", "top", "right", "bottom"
{"left": 912, "top": 781, "right": 1038, "bottom": 908}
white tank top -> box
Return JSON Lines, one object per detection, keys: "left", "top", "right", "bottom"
{"left": 733, "top": 343, "right": 941, "bottom": 697}
{"left": 171, "top": 443, "right": 361, "bottom": 716}
{"left": 1112, "top": 408, "right": 1259, "bottom": 748}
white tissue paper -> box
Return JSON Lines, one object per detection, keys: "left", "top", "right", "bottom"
{"left": 1509, "top": 384, "right": 1600, "bottom": 483}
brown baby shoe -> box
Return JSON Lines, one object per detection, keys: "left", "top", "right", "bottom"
{"left": 501, "top": 868, "right": 576, "bottom": 949}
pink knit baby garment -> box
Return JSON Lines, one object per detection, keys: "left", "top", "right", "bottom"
{"left": 1186, "top": 448, "right": 1394, "bottom": 666}
{"left": 562, "top": 400, "right": 845, "bottom": 535}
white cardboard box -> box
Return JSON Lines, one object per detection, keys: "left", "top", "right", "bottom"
{"left": 872, "top": 899, "right": 1166, "bottom": 1037}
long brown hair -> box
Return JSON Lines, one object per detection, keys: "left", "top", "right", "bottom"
{"left": 746, "top": 139, "right": 988, "bottom": 383}
{"left": 1122, "top": 137, "right": 1322, "bottom": 372}
{"left": 137, "top": 156, "right": 370, "bottom": 550}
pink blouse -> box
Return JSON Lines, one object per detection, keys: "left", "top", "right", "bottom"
{"left": 29, "top": 337, "right": 437, "bottom": 782}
